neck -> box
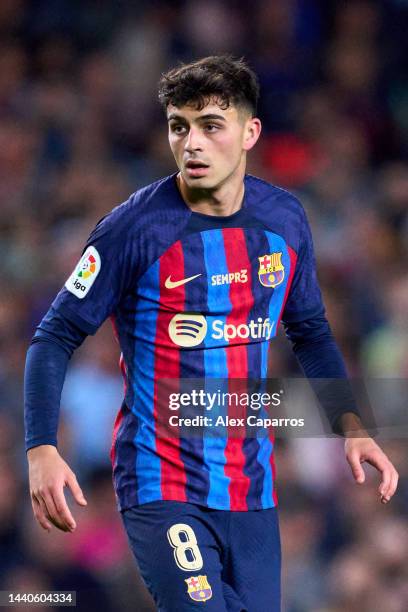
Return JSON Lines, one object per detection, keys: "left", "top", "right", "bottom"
{"left": 177, "top": 161, "right": 246, "bottom": 217}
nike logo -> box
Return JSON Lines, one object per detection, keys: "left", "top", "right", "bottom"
{"left": 165, "top": 274, "right": 201, "bottom": 289}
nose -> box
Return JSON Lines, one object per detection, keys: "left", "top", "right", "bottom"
{"left": 184, "top": 127, "right": 203, "bottom": 152}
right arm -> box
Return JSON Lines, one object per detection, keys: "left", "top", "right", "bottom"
{"left": 25, "top": 308, "right": 88, "bottom": 532}
{"left": 25, "top": 198, "right": 139, "bottom": 531}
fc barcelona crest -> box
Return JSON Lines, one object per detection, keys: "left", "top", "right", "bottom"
{"left": 185, "top": 575, "right": 213, "bottom": 602}
{"left": 258, "top": 252, "right": 285, "bottom": 288}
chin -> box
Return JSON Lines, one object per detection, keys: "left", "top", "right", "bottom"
{"left": 182, "top": 173, "right": 215, "bottom": 189}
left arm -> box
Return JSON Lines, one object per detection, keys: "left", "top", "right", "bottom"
{"left": 281, "top": 200, "right": 398, "bottom": 503}
{"left": 284, "top": 314, "right": 399, "bottom": 504}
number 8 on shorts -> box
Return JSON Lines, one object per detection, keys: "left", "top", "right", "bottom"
{"left": 167, "top": 523, "right": 204, "bottom": 571}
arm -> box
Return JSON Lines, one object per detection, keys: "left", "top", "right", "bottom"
{"left": 284, "top": 314, "right": 399, "bottom": 504}
{"left": 283, "top": 314, "right": 360, "bottom": 432}
{"left": 281, "top": 201, "right": 398, "bottom": 502}
{"left": 25, "top": 308, "right": 88, "bottom": 532}
{"left": 25, "top": 204, "right": 138, "bottom": 531}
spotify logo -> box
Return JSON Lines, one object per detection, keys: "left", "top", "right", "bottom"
{"left": 168, "top": 313, "right": 207, "bottom": 348}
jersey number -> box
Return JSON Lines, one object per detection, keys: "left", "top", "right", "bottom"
{"left": 167, "top": 523, "right": 203, "bottom": 571}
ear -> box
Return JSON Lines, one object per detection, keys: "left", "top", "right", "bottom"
{"left": 243, "top": 117, "right": 262, "bottom": 151}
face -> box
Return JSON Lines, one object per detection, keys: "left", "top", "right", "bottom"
{"left": 167, "top": 99, "right": 261, "bottom": 191}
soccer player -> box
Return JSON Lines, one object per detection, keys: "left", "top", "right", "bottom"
{"left": 25, "top": 56, "right": 399, "bottom": 611}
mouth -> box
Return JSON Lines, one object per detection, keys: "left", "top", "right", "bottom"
{"left": 184, "top": 160, "right": 210, "bottom": 177}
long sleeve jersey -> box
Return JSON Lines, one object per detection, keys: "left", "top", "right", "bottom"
{"left": 25, "top": 174, "right": 358, "bottom": 511}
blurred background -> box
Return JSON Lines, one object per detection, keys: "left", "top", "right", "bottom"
{"left": 0, "top": 0, "right": 407, "bottom": 610}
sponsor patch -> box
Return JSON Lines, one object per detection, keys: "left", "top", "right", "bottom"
{"left": 185, "top": 575, "right": 212, "bottom": 602}
{"left": 65, "top": 246, "right": 101, "bottom": 298}
{"left": 211, "top": 268, "right": 248, "bottom": 286}
{"left": 168, "top": 313, "right": 207, "bottom": 348}
{"left": 169, "top": 314, "right": 275, "bottom": 347}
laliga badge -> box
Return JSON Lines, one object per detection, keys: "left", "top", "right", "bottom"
{"left": 258, "top": 252, "right": 284, "bottom": 288}
{"left": 185, "top": 575, "right": 213, "bottom": 602}
{"left": 65, "top": 246, "right": 101, "bottom": 298}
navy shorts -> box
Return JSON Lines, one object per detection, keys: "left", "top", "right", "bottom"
{"left": 121, "top": 501, "right": 281, "bottom": 612}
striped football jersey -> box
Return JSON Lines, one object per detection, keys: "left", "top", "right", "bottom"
{"left": 52, "top": 173, "right": 324, "bottom": 511}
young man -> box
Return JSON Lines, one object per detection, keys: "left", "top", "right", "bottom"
{"left": 25, "top": 56, "right": 398, "bottom": 612}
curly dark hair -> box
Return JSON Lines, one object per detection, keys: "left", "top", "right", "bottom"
{"left": 158, "top": 55, "right": 259, "bottom": 116}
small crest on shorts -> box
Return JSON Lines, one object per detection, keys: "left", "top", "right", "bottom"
{"left": 258, "top": 252, "right": 284, "bottom": 288}
{"left": 185, "top": 575, "right": 213, "bottom": 602}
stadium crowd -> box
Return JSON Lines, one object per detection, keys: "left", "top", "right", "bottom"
{"left": 0, "top": 1, "right": 407, "bottom": 610}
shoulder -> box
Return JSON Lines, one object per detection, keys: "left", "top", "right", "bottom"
{"left": 245, "top": 175, "right": 308, "bottom": 249}
{"left": 88, "top": 174, "right": 183, "bottom": 242}
{"left": 245, "top": 174, "right": 306, "bottom": 219}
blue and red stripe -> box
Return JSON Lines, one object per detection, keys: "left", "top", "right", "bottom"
{"left": 133, "top": 261, "right": 162, "bottom": 505}
{"left": 201, "top": 229, "right": 231, "bottom": 509}
{"left": 242, "top": 229, "right": 274, "bottom": 508}
{"left": 262, "top": 230, "right": 297, "bottom": 506}
{"left": 179, "top": 233, "right": 211, "bottom": 504}
{"left": 266, "top": 232, "right": 297, "bottom": 505}
{"left": 222, "top": 228, "right": 254, "bottom": 511}
{"left": 154, "top": 241, "right": 187, "bottom": 502}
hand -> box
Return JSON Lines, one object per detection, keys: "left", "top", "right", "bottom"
{"left": 27, "top": 445, "right": 87, "bottom": 532}
{"left": 345, "top": 435, "right": 399, "bottom": 504}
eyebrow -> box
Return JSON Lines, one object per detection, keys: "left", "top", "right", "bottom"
{"left": 167, "top": 113, "right": 227, "bottom": 122}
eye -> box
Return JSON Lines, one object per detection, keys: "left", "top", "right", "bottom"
{"left": 204, "top": 124, "right": 220, "bottom": 132}
{"left": 171, "top": 124, "right": 187, "bottom": 135}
